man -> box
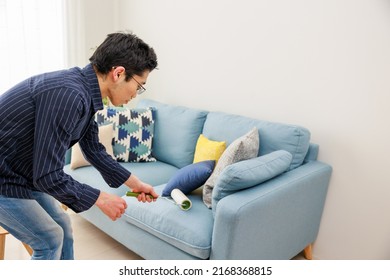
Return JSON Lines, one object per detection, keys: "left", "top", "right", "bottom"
{"left": 0, "top": 32, "right": 159, "bottom": 260}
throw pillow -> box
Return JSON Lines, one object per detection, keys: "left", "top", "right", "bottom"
{"left": 212, "top": 150, "right": 292, "bottom": 213}
{"left": 193, "top": 134, "right": 226, "bottom": 163}
{"left": 95, "top": 106, "right": 156, "bottom": 162}
{"left": 162, "top": 160, "right": 216, "bottom": 197}
{"left": 70, "top": 124, "right": 115, "bottom": 169}
{"left": 202, "top": 127, "right": 260, "bottom": 208}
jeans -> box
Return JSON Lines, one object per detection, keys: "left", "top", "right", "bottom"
{"left": 0, "top": 192, "right": 74, "bottom": 260}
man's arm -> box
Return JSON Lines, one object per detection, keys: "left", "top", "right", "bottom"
{"left": 94, "top": 174, "right": 158, "bottom": 221}
{"left": 79, "top": 119, "right": 159, "bottom": 202}
{"left": 78, "top": 119, "right": 131, "bottom": 188}
{"left": 95, "top": 191, "right": 127, "bottom": 221}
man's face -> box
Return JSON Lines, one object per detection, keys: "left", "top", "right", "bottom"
{"left": 109, "top": 70, "right": 149, "bottom": 106}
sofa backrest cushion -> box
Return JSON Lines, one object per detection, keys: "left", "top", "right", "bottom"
{"left": 137, "top": 99, "right": 208, "bottom": 168}
{"left": 202, "top": 112, "right": 310, "bottom": 170}
{"left": 304, "top": 143, "right": 319, "bottom": 163}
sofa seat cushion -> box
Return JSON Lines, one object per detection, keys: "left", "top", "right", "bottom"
{"left": 64, "top": 161, "right": 179, "bottom": 197}
{"left": 123, "top": 185, "right": 214, "bottom": 259}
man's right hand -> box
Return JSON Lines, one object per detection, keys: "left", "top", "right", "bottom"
{"left": 95, "top": 191, "right": 127, "bottom": 221}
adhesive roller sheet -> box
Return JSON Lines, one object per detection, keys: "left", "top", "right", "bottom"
{"left": 171, "top": 188, "right": 192, "bottom": 211}
{"left": 125, "top": 189, "right": 192, "bottom": 211}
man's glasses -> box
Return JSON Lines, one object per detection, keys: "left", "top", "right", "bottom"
{"left": 112, "top": 66, "right": 146, "bottom": 95}
{"left": 132, "top": 76, "right": 146, "bottom": 95}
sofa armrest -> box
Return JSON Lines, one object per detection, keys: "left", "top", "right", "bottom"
{"left": 210, "top": 160, "right": 332, "bottom": 260}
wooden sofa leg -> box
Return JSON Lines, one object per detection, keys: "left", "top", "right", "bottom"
{"left": 0, "top": 226, "right": 33, "bottom": 259}
{"left": 0, "top": 227, "right": 7, "bottom": 260}
{"left": 303, "top": 244, "right": 313, "bottom": 260}
{"left": 22, "top": 243, "right": 33, "bottom": 256}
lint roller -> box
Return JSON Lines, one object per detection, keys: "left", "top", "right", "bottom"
{"left": 125, "top": 191, "right": 154, "bottom": 199}
{"left": 126, "top": 188, "right": 192, "bottom": 211}
{"left": 170, "top": 188, "right": 192, "bottom": 211}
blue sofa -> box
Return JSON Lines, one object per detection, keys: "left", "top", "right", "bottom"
{"left": 64, "top": 99, "right": 332, "bottom": 260}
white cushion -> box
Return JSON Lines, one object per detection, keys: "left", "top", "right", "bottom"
{"left": 70, "top": 124, "right": 115, "bottom": 169}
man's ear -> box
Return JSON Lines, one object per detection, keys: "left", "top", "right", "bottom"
{"left": 111, "top": 66, "right": 126, "bottom": 81}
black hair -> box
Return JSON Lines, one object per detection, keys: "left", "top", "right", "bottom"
{"left": 89, "top": 32, "right": 158, "bottom": 81}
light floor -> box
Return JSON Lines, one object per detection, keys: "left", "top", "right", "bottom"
{"left": 3, "top": 211, "right": 305, "bottom": 260}
{"left": 3, "top": 210, "right": 143, "bottom": 260}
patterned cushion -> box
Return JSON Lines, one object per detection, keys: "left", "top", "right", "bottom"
{"left": 95, "top": 106, "right": 156, "bottom": 162}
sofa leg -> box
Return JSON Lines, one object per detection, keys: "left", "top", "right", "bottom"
{"left": 0, "top": 226, "right": 33, "bottom": 259}
{"left": 22, "top": 243, "right": 33, "bottom": 256}
{"left": 303, "top": 244, "right": 313, "bottom": 260}
{"left": 0, "top": 227, "right": 7, "bottom": 260}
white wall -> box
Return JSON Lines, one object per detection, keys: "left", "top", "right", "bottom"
{"left": 79, "top": 0, "right": 390, "bottom": 259}
{"left": 65, "top": 0, "right": 118, "bottom": 67}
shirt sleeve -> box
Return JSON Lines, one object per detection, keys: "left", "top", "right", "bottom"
{"left": 32, "top": 88, "right": 100, "bottom": 213}
{"left": 78, "top": 119, "right": 131, "bottom": 188}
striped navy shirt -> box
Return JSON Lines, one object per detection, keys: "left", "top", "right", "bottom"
{"left": 0, "top": 64, "right": 131, "bottom": 212}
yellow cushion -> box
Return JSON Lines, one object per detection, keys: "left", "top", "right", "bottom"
{"left": 193, "top": 134, "right": 226, "bottom": 163}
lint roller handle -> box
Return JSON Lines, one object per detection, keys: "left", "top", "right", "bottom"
{"left": 126, "top": 191, "right": 154, "bottom": 199}
{"left": 171, "top": 189, "right": 192, "bottom": 211}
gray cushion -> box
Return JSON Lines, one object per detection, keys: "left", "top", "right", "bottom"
{"left": 202, "top": 127, "right": 259, "bottom": 208}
